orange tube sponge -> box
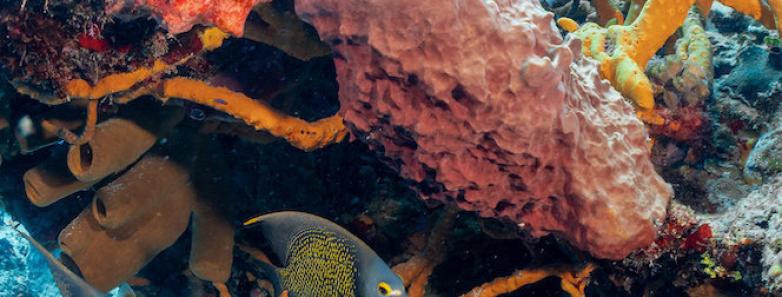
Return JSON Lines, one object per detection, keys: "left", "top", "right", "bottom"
{"left": 392, "top": 207, "right": 458, "bottom": 297}
{"left": 460, "top": 264, "right": 595, "bottom": 297}
{"left": 189, "top": 142, "right": 235, "bottom": 283}
{"left": 66, "top": 105, "right": 183, "bottom": 181}
{"left": 460, "top": 269, "right": 556, "bottom": 297}
{"left": 91, "top": 154, "right": 191, "bottom": 230}
{"left": 190, "top": 198, "right": 235, "bottom": 283}
{"left": 23, "top": 155, "right": 98, "bottom": 207}
{"left": 159, "top": 78, "right": 346, "bottom": 151}
{"left": 64, "top": 60, "right": 170, "bottom": 100}
{"left": 58, "top": 159, "right": 195, "bottom": 292}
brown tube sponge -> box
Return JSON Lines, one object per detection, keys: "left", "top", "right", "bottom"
{"left": 189, "top": 198, "right": 235, "bottom": 283}
{"left": 23, "top": 156, "right": 98, "bottom": 207}
{"left": 58, "top": 162, "right": 194, "bottom": 292}
{"left": 188, "top": 139, "right": 235, "bottom": 283}
{"left": 66, "top": 106, "right": 183, "bottom": 182}
{"left": 91, "top": 154, "right": 192, "bottom": 230}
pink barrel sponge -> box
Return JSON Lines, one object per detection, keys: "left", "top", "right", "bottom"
{"left": 106, "top": 0, "right": 267, "bottom": 36}
{"left": 296, "top": 0, "right": 673, "bottom": 259}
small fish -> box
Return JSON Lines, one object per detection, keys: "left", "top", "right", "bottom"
{"left": 12, "top": 226, "right": 136, "bottom": 297}
{"left": 243, "top": 211, "right": 407, "bottom": 297}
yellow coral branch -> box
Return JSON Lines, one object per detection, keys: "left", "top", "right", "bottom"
{"left": 571, "top": 0, "right": 697, "bottom": 125}
{"left": 159, "top": 78, "right": 346, "bottom": 151}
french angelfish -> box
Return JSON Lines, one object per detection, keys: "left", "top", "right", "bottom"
{"left": 13, "top": 226, "right": 135, "bottom": 297}
{"left": 243, "top": 211, "right": 407, "bottom": 297}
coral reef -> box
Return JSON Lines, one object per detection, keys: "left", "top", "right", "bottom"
{"left": 5, "top": 0, "right": 782, "bottom": 295}
{"left": 706, "top": 174, "right": 782, "bottom": 294}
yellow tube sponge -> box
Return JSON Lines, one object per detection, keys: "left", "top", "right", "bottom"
{"left": 570, "top": 0, "right": 697, "bottom": 125}
{"left": 159, "top": 78, "right": 347, "bottom": 151}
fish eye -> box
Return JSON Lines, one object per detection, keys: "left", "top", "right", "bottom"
{"left": 377, "top": 282, "right": 391, "bottom": 296}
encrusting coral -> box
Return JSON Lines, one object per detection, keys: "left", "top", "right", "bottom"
{"left": 105, "top": 0, "right": 268, "bottom": 36}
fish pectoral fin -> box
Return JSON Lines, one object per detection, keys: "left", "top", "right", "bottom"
{"left": 238, "top": 248, "right": 285, "bottom": 297}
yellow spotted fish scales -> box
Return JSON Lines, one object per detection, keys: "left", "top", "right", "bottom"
{"left": 279, "top": 228, "right": 359, "bottom": 297}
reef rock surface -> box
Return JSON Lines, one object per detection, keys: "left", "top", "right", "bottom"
{"left": 707, "top": 174, "right": 782, "bottom": 294}
{"left": 295, "top": 0, "right": 672, "bottom": 259}
{"left": 0, "top": 209, "right": 58, "bottom": 297}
